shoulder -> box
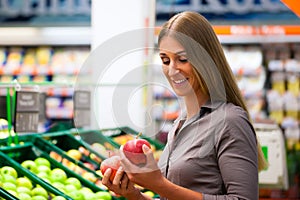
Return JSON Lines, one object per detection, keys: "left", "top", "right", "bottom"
{"left": 215, "top": 102, "right": 256, "bottom": 141}
{"left": 225, "top": 102, "right": 248, "bottom": 118}
{"left": 222, "top": 103, "right": 252, "bottom": 129}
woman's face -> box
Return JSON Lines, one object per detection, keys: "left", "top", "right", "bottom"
{"left": 159, "top": 36, "right": 200, "bottom": 98}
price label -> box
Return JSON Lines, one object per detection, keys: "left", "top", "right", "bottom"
{"left": 74, "top": 90, "right": 91, "bottom": 109}
{"left": 15, "top": 113, "right": 39, "bottom": 133}
{"left": 14, "top": 91, "right": 39, "bottom": 133}
{"left": 74, "top": 109, "right": 91, "bottom": 128}
{"left": 73, "top": 90, "right": 91, "bottom": 127}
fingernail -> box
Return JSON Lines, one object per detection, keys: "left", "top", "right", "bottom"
{"left": 143, "top": 144, "right": 150, "bottom": 152}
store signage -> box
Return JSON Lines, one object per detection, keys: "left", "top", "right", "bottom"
{"left": 213, "top": 25, "right": 300, "bottom": 35}
{"left": 73, "top": 90, "right": 91, "bottom": 127}
{"left": 14, "top": 91, "right": 39, "bottom": 133}
{"left": 0, "top": 0, "right": 90, "bottom": 16}
{"left": 281, "top": 0, "right": 300, "bottom": 17}
{"left": 156, "top": 0, "right": 289, "bottom": 14}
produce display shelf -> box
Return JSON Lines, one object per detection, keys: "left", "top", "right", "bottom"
{"left": 0, "top": 142, "right": 71, "bottom": 200}
{"left": 71, "top": 129, "right": 120, "bottom": 149}
{"left": 40, "top": 131, "right": 104, "bottom": 167}
{"left": 0, "top": 132, "right": 104, "bottom": 181}
{"left": 100, "top": 126, "right": 165, "bottom": 150}
{"left": 0, "top": 141, "right": 122, "bottom": 200}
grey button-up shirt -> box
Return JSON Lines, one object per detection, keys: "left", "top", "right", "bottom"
{"left": 158, "top": 101, "right": 258, "bottom": 200}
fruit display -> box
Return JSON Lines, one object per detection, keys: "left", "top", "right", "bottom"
{"left": 30, "top": 136, "right": 105, "bottom": 187}
{"left": 0, "top": 128, "right": 163, "bottom": 199}
{"left": 0, "top": 151, "right": 69, "bottom": 200}
{"left": 39, "top": 132, "right": 105, "bottom": 169}
{"left": 71, "top": 129, "right": 120, "bottom": 158}
{"left": 0, "top": 142, "right": 117, "bottom": 200}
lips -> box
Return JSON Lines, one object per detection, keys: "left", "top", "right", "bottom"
{"left": 173, "top": 78, "right": 188, "bottom": 84}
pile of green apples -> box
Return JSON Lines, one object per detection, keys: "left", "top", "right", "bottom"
{"left": 14, "top": 157, "right": 112, "bottom": 200}
{"left": 0, "top": 164, "right": 65, "bottom": 200}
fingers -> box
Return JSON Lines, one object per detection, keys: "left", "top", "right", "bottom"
{"left": 102, "top": 168, "right": 112, "bottom": 185}
{"left": 102, "top": 166, "right": 129, "bottom": 195}
{"left": 120, "top": 145, "right": 159, "bottom": 174}
{"left": 142, "top": 144, "right": 151, "bottom": 154}
{"left": 113, "top": 166, "right": 124, "bottom": 185}
{"left": 120, "top": 174, "right": 129, "bottom": 190}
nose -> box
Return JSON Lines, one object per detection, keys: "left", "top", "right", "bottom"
{"left": 168, "top": 62, "right": 180, "bottom": 76}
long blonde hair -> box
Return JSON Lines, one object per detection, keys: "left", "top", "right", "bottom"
{"left": 158, "top": 11, "right": 268, "bottom": 171}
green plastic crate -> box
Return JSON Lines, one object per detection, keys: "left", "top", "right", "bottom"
{"left": 0, "top": 133, "right": 40, "bottom": 148}
{"left": 31, "top": 135, "right": 125, "bottom": 199}
{"left": 38, "top": 131, "right": 105, "bottom": 167}
{"left": 71, "top": 129, "right": 120, "bottom": 152}
{"left": 0, "top": 142, "right": 120, "bottom": 200}
{"left": 0, "top": 143, "right": 71, "bottom": 200}
{"left": 32, "top": 136, "right": 102, "bottom": 176}
{"left": 101, "top": 126, "right": 165, "bottom": 150}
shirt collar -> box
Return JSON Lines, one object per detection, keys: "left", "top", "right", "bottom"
{"left": 174, "top": 100, "right": 224, "bottom": 123}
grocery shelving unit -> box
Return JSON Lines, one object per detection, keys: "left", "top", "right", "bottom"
{"left": 0, "top": 26, "right": 91, "bottom": 132}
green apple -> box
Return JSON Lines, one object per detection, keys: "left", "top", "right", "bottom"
{"left": 65, "top": 177, "right": 81, "bottom": 189}
{"left": 64, "top": 184, "right": 77, "bottom": 194}
{"left": 51, "top": 182, "right": 66, "bottom": 193}
{"left": 34, "top": 158, "right": 51, "bottom": 168}
{"left": 2, "top": 174, "right": 17, "bottom": 184}
{"left": 16, "top": 186, "right": 31, "bottom": 195}
{"left": 83, "top": 192, "right": 98, "bottom": 200}
{"left": 31, "top": 187, "right": 48, "bottom": 198}
{"left": 78, "top": 187, "right": 94, "bottom": 200}
{"left": 0, "top": 166, "right": 18, "bottom": 178}
{"left": 36, "top": 171, "right": 49, "bottom": 179}
{"left": 21, "top": 160, "right": 38, "bottom": 173}
{"left": 52, "top": 196, "right": 66, "bottom": 200}
{"left": 95, "top": 191, "right": 112, "bottom": 200}
{"left": 37, "top": 165, "right": 51, "bottom": 175}
{"left": 16, "top": 177, "right": 33, "bottom": 189}
{"left": 50, "top": 168, "right": 67, "bottom": 183}
{"left": 79, "top": 187, "right": 93, "bottom": 194}
{"left": 68, "top": 190, "right": 84, "bottom": 200}
{"left": 18, "top": 192, "right": 32, "bottom": 200}
{"left": 31, "top": 195, "right": 48, "bottom": 200}
{"left": 3, "top": 182, "right": 17, "bottom": 191}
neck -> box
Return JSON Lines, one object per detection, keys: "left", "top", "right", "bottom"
{"left": 184, "top": 94, "right": 209, "bottom": 120}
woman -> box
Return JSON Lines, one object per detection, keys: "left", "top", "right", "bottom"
{"left": 102, "top": 11, "right": 267, "bottom": 200}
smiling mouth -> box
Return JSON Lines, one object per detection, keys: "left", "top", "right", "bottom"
{"left": 173, "top": 78, "right": 188, "bottom": 84}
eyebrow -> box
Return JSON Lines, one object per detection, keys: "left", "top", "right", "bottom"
{"left": 159, "top": 50, "right": 186, "bottom": 56}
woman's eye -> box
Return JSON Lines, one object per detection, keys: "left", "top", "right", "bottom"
{"left": 161, "top": 57, "right": 170, "bottom": 65}
{"left": 179, "top": 58, "right": 188, "bottom": 63}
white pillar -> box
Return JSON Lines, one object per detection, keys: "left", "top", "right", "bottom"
{"left": 88, "top": 0, "right": 156, "bottom": 133}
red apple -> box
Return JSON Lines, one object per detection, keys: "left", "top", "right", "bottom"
{"left": 123, "top": 138, "right": 151, "bottom": 166}
{"left": 100, "top": 156, "right": 121, "bottom": 182}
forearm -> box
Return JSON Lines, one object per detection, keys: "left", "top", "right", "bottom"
{"left": 151, "top": 177, "right": 203, "bottom": 200}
